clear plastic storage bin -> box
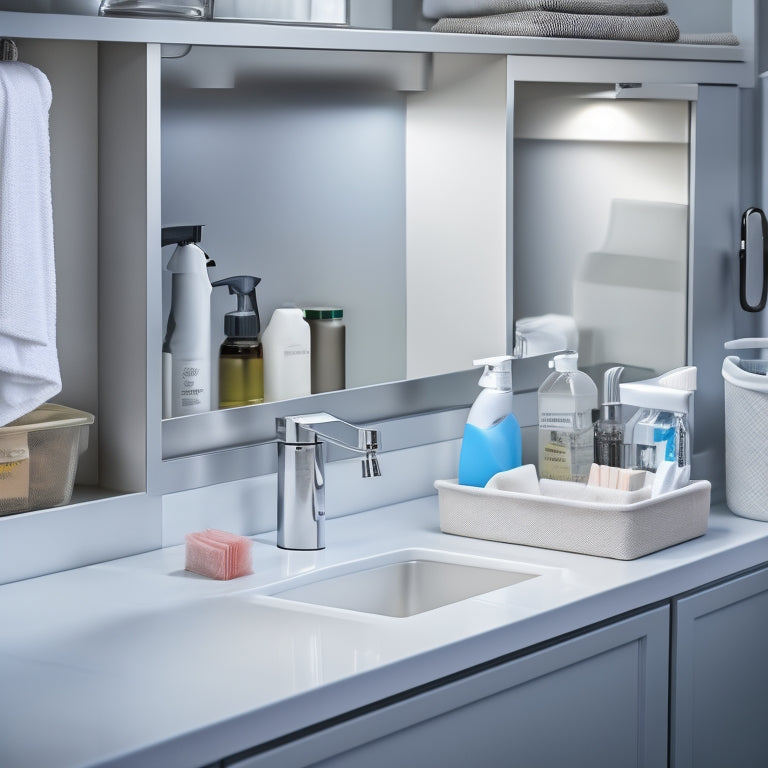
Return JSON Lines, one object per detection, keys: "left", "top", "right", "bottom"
{"left": 0, "top": 403, "right": 93, "bottom": 516}
{"left": 722, "top": 339, "right": 768, "bottom": 521}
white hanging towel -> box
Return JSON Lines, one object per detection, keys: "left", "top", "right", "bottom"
{"left": 0, "top": 62, "right": 61, "bottom": 426}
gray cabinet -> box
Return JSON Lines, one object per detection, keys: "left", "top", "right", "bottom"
{"left": 671, "top": 564, "right": 768, "bottom": 768}
{"left": 228, "top": 606, "right": 669, "bottom": 768}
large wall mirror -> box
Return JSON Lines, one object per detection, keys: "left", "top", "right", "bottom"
{"left": 160, "top": 49, "right": 690, "bottom": 454}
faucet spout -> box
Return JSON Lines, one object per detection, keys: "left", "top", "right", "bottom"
{"left": 275, "top": 412, "right": 382, "bottom": 550}
{"left": 278, "top": 412, "right": 382, "bottom": 478}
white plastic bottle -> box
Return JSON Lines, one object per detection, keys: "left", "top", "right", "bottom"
{"left": 162, "top": 226, "right": 213, "bottom": 418}
{"left": 261, "top": 308, "right": 311, "bottom": 402}
{"left": 538, "top": 351, "right": 597, "bottom": 483}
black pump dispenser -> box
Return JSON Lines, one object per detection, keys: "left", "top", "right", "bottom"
{"left": 212, "top": 275, "right": 261, "bottom": 338}
{"left": 212, "top": 275, "right": 264, "bottom": 408}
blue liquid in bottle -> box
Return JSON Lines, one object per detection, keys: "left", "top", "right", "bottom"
{"left": 458, "top": 414, "right": 522, "bottom": 487}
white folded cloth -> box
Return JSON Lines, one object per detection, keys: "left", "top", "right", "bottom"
{"left": 423, "top": 0, "right": 668, "bottom": 19}
{"left": 0, "top": 62, "right": 61, "bottom": 426}
{"left": 485, "top": 464, "right": 542, "bottom": 495}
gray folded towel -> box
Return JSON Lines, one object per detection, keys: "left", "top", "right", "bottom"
{"left": 423, "top": 0, "right": 668, "bottom": 18}
{"left": 431, "top": 10, "right": 680, "bottom": 42}
{"left": 678, "top": 31, "right": 739, "bottom": 46}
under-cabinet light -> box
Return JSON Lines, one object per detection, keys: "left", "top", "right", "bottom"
{"left": 575, "top": 83, "right": 698, "bottom": 101}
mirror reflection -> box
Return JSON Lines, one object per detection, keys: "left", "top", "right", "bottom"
{"left": 513, "top": 82, "right": 689, "bottom": 389}
{"left": 160, "top": 51, "right": 690, "bottom": 416}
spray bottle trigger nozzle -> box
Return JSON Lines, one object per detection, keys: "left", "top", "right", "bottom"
{"left": 161, "top": 224, "right": 204, "bottom": 248}
{"left": 212, "top": 275, "right": 262, "bottom": 338}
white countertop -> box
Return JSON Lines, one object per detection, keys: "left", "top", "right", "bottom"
{"left": 2, "top": 495, "right": 768, "bottom": 768}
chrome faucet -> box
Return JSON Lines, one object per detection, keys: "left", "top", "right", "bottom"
{"left": 275, "top": 412, "right": 381, "bottom": 550}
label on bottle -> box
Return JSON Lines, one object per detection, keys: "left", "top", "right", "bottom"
{"left": 171, "top": 357, "right": 210, "bottom": 416}
{"left": 0, "top": 432, "right": 30, "bottom": 503}
{"left": 283, "top": 347, "right": 310, "bottom": 360}
{"left": 539, "top": 434, "right": 572, "bottom": 482}
{"left": 539, "top": 411, "right": 576, "bottom": 431}
{"left": 633, "top": 424, "right": 676, "bottom": 471}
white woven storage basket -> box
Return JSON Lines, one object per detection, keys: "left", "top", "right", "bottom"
{"left": 723, "top": 352, "right": 768, "bottom": 521}
{"left": 435, "top": 478, "right": 710, "bottom": 560}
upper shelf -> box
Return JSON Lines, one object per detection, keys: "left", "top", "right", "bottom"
{"left": 0, "top": 10, "right": 751, "bottom": 67}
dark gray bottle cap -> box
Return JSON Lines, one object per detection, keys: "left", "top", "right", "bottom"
{"left": 225, "top": 312, "right": 259, "bottom": 338}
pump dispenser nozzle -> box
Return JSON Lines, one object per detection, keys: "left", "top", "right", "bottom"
{"left": 594, "top": 366, "right": 625, "bottom": 468}
{"left": 601, "top": 365, "right": 624, "bottom": 421}
{"left": 212, "top": 275, "right": 261, "bottom": 338}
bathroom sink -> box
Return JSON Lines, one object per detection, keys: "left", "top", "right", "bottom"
{"left": 270, "top": 556, "right": 537, "bottom": 618}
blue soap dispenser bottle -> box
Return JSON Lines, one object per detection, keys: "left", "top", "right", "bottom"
{"left": 458, "top": 356, "right": 522, "bottom": 487}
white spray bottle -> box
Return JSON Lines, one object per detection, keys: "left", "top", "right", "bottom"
{"left": 162, "top": 225, "right": 215, "bottom": 418}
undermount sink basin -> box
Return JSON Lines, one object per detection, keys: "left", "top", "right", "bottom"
{"left": 270, "top": 556, "right": 538, "bottom": 618}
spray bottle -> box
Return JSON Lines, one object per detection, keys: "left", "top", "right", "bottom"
{"left": 458, "top": 356, "right": 522, "bottom": 487}
{"left": 161, "top": 225, "right": 215, "bottom": 418}
{"left": 212, "top": 275, "right": 263, "bottom": 408}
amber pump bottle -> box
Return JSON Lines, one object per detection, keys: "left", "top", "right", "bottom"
{"left": 212, "top": 275, "right": 264, "bottom": 408}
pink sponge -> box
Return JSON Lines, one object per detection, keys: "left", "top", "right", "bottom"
{"left": 185, "top": 529, "right": 253, "bottom": 580}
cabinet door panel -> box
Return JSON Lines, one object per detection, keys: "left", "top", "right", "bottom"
{"left": 229, "top": 606, "right": 669, "bottom": 768}
{"left": 672, "top": 566, "right": 768, "bottom": 768}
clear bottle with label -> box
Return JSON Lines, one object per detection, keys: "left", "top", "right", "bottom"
{"left": 261, "top": 307, "right": 311, "bottom": 402}
{"left": 538, "top": 351, "right": 598, "bottom": 483}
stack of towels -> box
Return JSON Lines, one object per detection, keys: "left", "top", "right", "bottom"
{"left": 424, "top": 0, "right": 738, "bottom": 44}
